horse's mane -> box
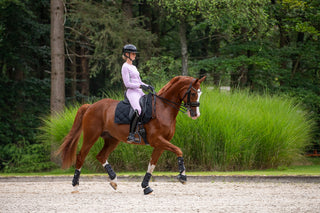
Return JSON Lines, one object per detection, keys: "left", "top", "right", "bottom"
{"left": 158, "top": 76, "right": 192, "bottom": 96}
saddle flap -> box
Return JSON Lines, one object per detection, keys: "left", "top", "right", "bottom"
{"left": 114, "top": 93, "right": 153, "bottom": 124}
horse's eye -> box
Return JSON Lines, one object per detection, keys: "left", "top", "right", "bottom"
{"left": 191, "top": 93, "right": 196, "bottom": 97}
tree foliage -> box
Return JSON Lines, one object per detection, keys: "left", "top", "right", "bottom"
{"left": 0, "top": 0, "right": 319, "bottom": 172}
{"left": 65, "top": 0, "right": 157, "bottom": 85}
{"left": 0, "top": 0, "right": 50, "bottom": 80}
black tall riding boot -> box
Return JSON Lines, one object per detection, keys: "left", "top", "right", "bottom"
{"left": 127, "top": 110, "right": 140, "bottom": 143}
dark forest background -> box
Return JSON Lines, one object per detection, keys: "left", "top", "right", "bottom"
{"left": 0, "top": 0, "right": 319, "bottom": 172}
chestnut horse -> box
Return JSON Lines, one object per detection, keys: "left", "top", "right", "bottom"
{"left": 57, "top": 76, "right": 206, "bottom": 194}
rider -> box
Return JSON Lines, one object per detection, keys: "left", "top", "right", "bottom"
{"left": 121, "top": 44, "right": 153, "bottom": 143}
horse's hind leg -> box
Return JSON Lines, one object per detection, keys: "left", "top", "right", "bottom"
{"left": 96, "top": 132, "right": 120, "bottom": 190}
{"left": 72, "top": 127, "right": 101, "bottom": 192}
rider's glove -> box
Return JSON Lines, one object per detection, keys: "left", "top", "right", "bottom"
{"left": 140, "top": 85, "right": 149, "bottom": 91}
{"left": 148, "top": 85, "right": 155, "bottom": 93}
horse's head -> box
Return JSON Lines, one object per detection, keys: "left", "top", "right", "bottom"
{"left": 181, "top": 76, "right": 206, "bottom": 120}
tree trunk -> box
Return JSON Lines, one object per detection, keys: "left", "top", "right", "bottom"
{"left": 278, "top": 19, "right": 290, "bottom": 86}
{"left": 70, "top": 46, "right": 77, "bottom": 103}
{"left": 139, "top": 0, "right": 151, "bottom": 30}
{"left": 80, "top": 46, "right": 89, "bottom": 103}
{"left": 291, "top": 32, "right": 304, "bottom": 77}
{"left": 179, "top": 19, "right": 188, "bottom": 76}
{"left": 50, "top": 0, "right": 65, "bottom": 116}
{"left": 212, "top": 30, "right": 221, "bottom": 86}
{"left": 122, "top": 0, "right": 133, "bottom": 18}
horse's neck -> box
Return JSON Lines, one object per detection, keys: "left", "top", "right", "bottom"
{"left": 157, "top": 81, "right": 184, "bottom": 120}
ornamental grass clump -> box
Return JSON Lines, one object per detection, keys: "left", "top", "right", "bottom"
{"left": 166, "top": 89, "right": 315, "bottom": 171}
{"left": 39, "top": 95, "right": 152, "bottom": 172}
{"left": 39, "top": 88, "right": 315, "bottom": 172}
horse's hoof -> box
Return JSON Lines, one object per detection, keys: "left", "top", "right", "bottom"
{"left": 110, "top": 182, "right": 117, "bottom": 190}
{"left": 71, "top": 185, "right": 79, "bottom": 193}
{"left": 177, "top": 174, "right": 187, "bottom": 184}
{"left": 143, "top": 186, "right": 153, "bottom": 195}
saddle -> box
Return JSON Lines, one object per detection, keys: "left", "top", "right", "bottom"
{"left": 114, "top": 93, "right": 154, "bottom": 144}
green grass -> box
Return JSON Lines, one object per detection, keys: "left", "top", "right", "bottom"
{"left": 36, "top": 87, "right": 316, "bottom": 173}
{"left": 157, "top": 88, "right": 316, "bottom": 171}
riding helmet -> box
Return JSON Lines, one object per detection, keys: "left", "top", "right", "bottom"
{"left": 122, "top": 44, "right": 138, "bottom": 54}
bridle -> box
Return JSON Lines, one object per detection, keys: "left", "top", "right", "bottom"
{"left": 153, "top": 81, "right": 201, "bottom": 115}
{"left": 180, "top": 82, "right": 201, "bottom": 108}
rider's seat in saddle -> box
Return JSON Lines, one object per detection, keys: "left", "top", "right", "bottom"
{"left": 114, "top": 93, "right": 154, "bottom": 144}
{"left": 114, "top": 92, "right": 153, "bottom": 125}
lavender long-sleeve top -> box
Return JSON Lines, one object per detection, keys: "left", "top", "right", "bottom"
{"left": 121, "top": 62, "right": 147, "bottom": 89}
{"left": 121, "top": 62, "right": 148, "bottom": 114}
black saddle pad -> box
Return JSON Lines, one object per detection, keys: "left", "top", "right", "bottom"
{"left": 114, "top": 93, "right": 153, "bottom": 124}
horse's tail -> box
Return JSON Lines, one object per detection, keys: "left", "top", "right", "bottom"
{"left": 56, "top": 104, "right": 91, "bottom": 169}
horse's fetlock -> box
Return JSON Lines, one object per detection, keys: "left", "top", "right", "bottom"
{"left": 104, "top": 164, "right": 116, "bottom": 180}
{"left": 177, "top": 157, "right": 185, "bottom": 173}
{"left": 177, "top": 173, "right": 187, "bottom": 184}
{"left": 72, "top": 169, "right": 81, "bottom": 186}
{"left": 141, "top": 172, "right": 152, "bottom": 188}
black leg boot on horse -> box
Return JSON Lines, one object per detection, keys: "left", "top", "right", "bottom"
{"left": 127, "top": 110, "right": 140, "bottom": 143}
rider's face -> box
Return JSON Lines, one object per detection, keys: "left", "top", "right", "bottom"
{"left": 126, "top": 52, "right": 136, "bottom": 61}
{"left": 130, "top": 53, "right": 136, "bottom": 60}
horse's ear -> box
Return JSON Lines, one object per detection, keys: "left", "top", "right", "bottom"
{"left": 193, "top": 76, "right": 206, "bottom": 85}
{"left": 198, "top": 76, "right": 206, "bottom": 83}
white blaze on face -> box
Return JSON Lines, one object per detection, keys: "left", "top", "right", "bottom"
{"left": 196, "top": 89, "right": 202, "bottom": 117}
{"left": 188, "top": 88, "right": 202, "bottom": 119}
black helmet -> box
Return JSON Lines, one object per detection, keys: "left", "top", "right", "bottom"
{"left": 122, "top": 44, "right": 138, "bottom": 54}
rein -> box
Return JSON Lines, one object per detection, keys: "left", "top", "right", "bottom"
{"left": 154, "top": 94, "right": 188, "bottom": 114}
{"left": 151, "top": 81, "right": 200, "bottom": 115}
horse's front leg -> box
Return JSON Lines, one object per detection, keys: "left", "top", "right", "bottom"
{"left": 177, "top": 156, "right": 187, "bottom": 184}
{"left": 141, "top": 148, "right": 164, "bottom": 195}
{"left": 157, "top": 136, "right": 187, "bottom": 184}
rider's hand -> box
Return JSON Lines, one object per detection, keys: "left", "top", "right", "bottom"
{"left": 148, "top": 85, "right": 155, "bottom": 92}
{"left": 140, "top": 85, "right": 149, "bottom": 91}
